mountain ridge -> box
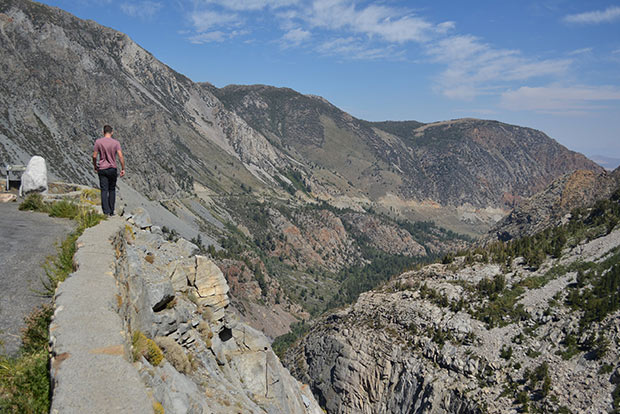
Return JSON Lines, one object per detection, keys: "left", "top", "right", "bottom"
{"left": 0, "top": 0, "right": 608, "bottom": 346}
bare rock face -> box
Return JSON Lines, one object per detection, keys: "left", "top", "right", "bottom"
{"left": 485, "top": 168, "right": 620, "bottom": 243}
{"left": 19, "top": 155, "right": 47, "bottom": 196}
{"left": 342, "top": 212, "right": 427, "bottom": 256}
{"left": 285, "top": 227, "right": 620, "bottom": 414}
{"left": 192, "top": 256, "right": 230, "bottom": 322}
{"left": 117, "top": 217, "right": 323, "bottom": 414}
{"left": 128, "top": 207, "right": 153, "bottom": 230}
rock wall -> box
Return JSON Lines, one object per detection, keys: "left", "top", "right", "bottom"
{"left": 50, "top": 211, "right": 322, "bottom": 414}
{"left": 285, "top": 229, "right": 620, "bottom": 414}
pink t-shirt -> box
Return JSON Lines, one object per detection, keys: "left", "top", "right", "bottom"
{"left": 94, "top": 136, "right": 121, "bottom": 170}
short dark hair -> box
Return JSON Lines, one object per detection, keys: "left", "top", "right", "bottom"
{"left": 103, "top": 125, "right": 113, "bottom": 134}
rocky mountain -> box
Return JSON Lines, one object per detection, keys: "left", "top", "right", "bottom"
{"left": 284, "top": 184, "right": 620, "bottom": 414}
{"left": 212, "top": 85, "right": 602, "bottom": 210}
{"left": 113, "top": 216, "right": 324, "bottom": 414}
{"left": 0, "top": 0, "right": 607, "bottom": 340}
{"left": 0, "top": 0, "right": 286, "bottom": 201}
{"left": 486, "top": 167, "right": 620, "bottom": 242}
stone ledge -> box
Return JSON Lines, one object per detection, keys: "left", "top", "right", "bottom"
{"left": 49, "top": 217, "right": 152, "bottom": 414}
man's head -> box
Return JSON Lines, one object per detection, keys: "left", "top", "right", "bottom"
{"left": 103, "top": 125, "right": 113, "bottom": 136}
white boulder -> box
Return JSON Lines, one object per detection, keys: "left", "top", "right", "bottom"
{"left": 19, "top": 156, "right": 47, "bottom": 196}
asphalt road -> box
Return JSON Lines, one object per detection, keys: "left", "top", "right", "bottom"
{"left": 0, "top": 201, "right": 75, "bottom": 356}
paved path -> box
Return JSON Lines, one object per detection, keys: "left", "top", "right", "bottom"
{"left": 0, "top": 202, "right": 75, "bottom": 356}
{"left": 50, "top": 216, "right": 152, "bottom": 414}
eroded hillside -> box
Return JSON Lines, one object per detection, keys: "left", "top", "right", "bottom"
{"left": 285, "top": 184, "right": 620, "bottom": 413}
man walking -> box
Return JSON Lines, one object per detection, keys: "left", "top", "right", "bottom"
{"left": 92, "top": 125, "right": 125, "bottom": 216}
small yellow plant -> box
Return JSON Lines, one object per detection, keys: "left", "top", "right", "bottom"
{"left": 80, "top": 188, "right": 100, "bottom": 206}
{"left": 125, "top": 224, "right": 135, "bottom": 242}
{"left": 132, "top": 331, "right": 163, "bottom": 366}
{"left": 197, "top": 321, "right": 213, "bottom": 348}
{"left": 153, "top": 401, "right": 165, "bottom": 414}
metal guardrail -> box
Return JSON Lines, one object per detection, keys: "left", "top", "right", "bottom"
{"left": 5, "top": 164, "right": 26, "bottom": 191}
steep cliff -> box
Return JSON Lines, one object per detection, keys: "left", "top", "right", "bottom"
{"left": 115, "top": 213, "right": 323, "bottom": 413}
{"left": 285, "top": 188, "right": 620, "bottom": 413}
{"left": 0, "top": 0, "right": 287, "bottom": 200}
{"left": 486, "top": 167, "right": 620, "bottom": 242}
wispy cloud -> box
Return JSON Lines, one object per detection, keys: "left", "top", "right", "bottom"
{"left": 315, "top": 37, "right": 401, "bottom": 60}
{"left": 501, "top": 85, "right": 620, "bottom": 114}
{"left": 120, "top": 1, "right": 163, "bottom": 18}
{"left": 301, "top": 0, "right": 449, "bottom": 43}
{"left": 178, "top": 0, "right": 580, "bottom": 102}
{"left": 563, "top": 6, "right": 620, "bottom": 24}
{"left": 427, "top": 35, "right": 571, "bottom": 99}
{"left": 281, "top": 28, "right": 311, "bottom": 47}
{"left": 568, "top": 47, "right": 593, "bottom": 56}
{"left": 189, "top": 10, "right": 240, "bottom": 33}
{"left": 198, "top": 0, "right": 299, "bottom": 11}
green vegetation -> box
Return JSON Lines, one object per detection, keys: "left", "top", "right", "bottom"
{"left": 328, "top": 248, "right": 429, "bottom": 308}
{"left": 0, "top": 306, "right": 53, "bottom": 413}
{"left": 565, "top": 250, "right": 620, "bottom": 328}
{"left": 500, "top": 345, "right": 513, "bottom": 360}
{"left": 272, "top": 321, "right": 310, "bottom": 359}
{"left": 131, "top": 331, "right": 164, "bottom": 366}
{"left": 504, "top": 362, "right": 553, "bottom": 413}
{"left": 277, "top": 168, "right": 311, "bottom": 195}
{"left": 452, "top": 186, "right": 620, "bottom": 272}
{"left": 18, "top": 193, "right": 46, "bottom": 212}
{"left": 447, "top": 187, "right": 620, "bottom": 331}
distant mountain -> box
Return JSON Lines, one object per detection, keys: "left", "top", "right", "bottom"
{"left": 0, "top": 0, "right": 601, "bottom": 216}
{"left": 212, "top": 85, "right": 602, "bottom": 209}
{"left": 0, "top": 0, "right": 609, "bottom": 340}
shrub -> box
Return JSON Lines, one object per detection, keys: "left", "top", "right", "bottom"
{"left": 500, "top": 345, "right": 513, "bottom": 360}
{"left": 18, "top": 194, "right": 46, "bottom": 212}
{"left": 76, "top": 209, "right": 104, "bottom": 231}
{"left": 155, "top": 337, "right": 190, "bottom": 374}
{"left": 47, "top": 200, "right": 79, "bottom": 219}
{"left": 132, "top": 331, "right": 163, "bottom": 366}
{"left": 20, "top": 305, "right": 53, "bottom": 354}
{"left": 0, "top": 350, "right": 49, "bottom": 413}
{"left": 0, "top": 305, "right": 53, "bottom": 413}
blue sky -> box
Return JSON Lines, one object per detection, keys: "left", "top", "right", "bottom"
{"left": 39, "top": 0, "right": 620, "bottom": 165}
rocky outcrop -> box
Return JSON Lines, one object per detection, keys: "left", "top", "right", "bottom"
{"left": 342, "top": 212, "right": 427, "bottom": 256}
{"left": 218, "top": 257, "right": 307, "bottom": 339}
{"left": 18, "top": 155, "right": 47, "bottom": 196}
{"left": 117, "top": 215, "right": 322, "bottom": 413}
{"left": 285, "top": 227, "right": 620, "bottom": 413}
{"left": 49, "top": 203, "right": 322, "bottom": 413}
{"left": 486, "top": 167, "right": 620, "bottom": 242}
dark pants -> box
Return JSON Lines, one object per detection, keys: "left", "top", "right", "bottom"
{"left": 98, "top": 168, "right": 118, "bottom": 215}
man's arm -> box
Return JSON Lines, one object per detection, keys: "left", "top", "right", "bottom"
{"left": 118, "top": 149, "right": 125, "bottom": 177}
{"left": 92, "top": 150, "right": 98, "bottom": 173}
